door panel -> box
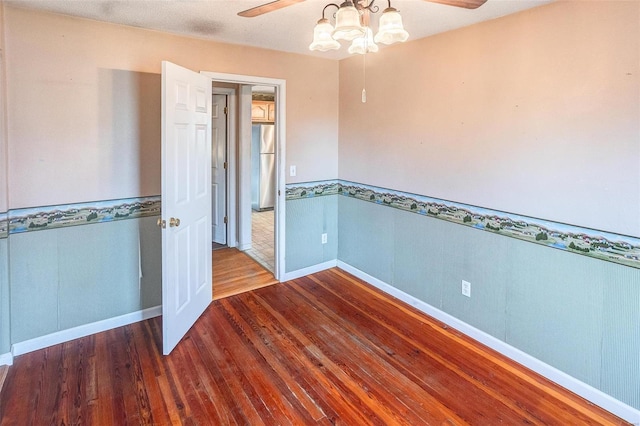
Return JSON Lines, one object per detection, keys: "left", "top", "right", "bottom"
{"left": 161, "top": 61, "right": 212, "bottom": 355}
{"left": 196, "top": 125, "right": 208, "bottom": 197}
{"left": 195, "top": 216, "right": 208, "bottom": 291}
{"left": 174, "top": 227, "right": 191, "bottom": 313}
{"left": 174, "top": 125, "right": 190, "bottom": 205}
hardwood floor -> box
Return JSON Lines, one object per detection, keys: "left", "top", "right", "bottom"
{"left": 0, "top": 366, "right": 7, "bottom": 396}
{"left": 212, "top": 247, "right": 278, "bottom": 300}
{"left": 0, "top": 268, "right": 630, "bottom": 425}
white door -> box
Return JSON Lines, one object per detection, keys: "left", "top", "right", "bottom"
{"left": 212, "top": 93, "right": 227, "bottom": 244}
{"left": 161, "top": 61, "right": 212, "bottom": 355}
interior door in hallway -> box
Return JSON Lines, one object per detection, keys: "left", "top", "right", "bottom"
{"left": 212, "top": 93, "right": 227, "bottom": 245}
{"left": 161, "top": 61, "right": 212, "bottom": 355}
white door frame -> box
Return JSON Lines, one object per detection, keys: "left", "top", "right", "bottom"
{"left": 202, "top": 72, "right": 286, "bottom": 281}
{"left": 212, "top": 87, "right": 237, "bottom": 248}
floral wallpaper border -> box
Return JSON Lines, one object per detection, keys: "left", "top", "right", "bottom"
{"left": 7, "top": 182, "right": 639, "bottom": 269}
{"left": 285, "top": 180, "right": 341, "bottom": 200}
{"left": 0, "top": 212, "right": 7, "bottom": 239}
{"left": 7, "top": 196, "right": 161, "bottom": 235}
{"left": 286, "top": 180, "right": 640, "bottom": 270}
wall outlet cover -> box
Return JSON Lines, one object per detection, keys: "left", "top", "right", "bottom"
{"left": 462, "top": 280, "right": 471, "bottom": 297}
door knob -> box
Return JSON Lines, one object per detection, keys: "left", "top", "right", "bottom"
{"left": 156, "top": 218, "right": 166, "bottom": 229}
{"left": 170, "top": 217, "right": 181, "bottom": 227}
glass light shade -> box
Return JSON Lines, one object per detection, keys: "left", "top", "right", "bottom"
{"left": 348, "top": 27, "right": 378, "bottom": 55}
{"left": 332, "top": 3, "right": 365, "bottom": 41}
{"left": 374, "top": 7, "right": 409, "bottom": 45}
{"left": 309, "top": 18, "right": 341, "bottom": 51}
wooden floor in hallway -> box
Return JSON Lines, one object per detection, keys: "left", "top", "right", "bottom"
{"left": 0, "top": 366, "right": 7, "bottom": 396}
{"left": 212, "top": 247, "right": 278, "bottom": 300}
{"left": 0, "top": 268, "right": 630, "bottom": 425}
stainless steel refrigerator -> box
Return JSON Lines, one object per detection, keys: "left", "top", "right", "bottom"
{"left": 251, "top": 124, "right": 275, "bottom": 211}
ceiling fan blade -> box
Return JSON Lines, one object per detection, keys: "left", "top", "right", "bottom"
{"left": 424, "top": 0, "right": 488, "bottom": 10}
{"left": 238, "top": 0, "right": 306, "bottom": 18}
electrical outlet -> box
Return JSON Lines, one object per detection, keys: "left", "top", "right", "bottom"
{"left": 321, "top": 233, "right": 328, "bottom": 244}
{"left": 462, "top": 280, "right": 471, "bottom": 297}
{"left": 290, "top": 165, "right": 297, "bottom": 177}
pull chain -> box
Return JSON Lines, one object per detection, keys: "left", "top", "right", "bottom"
{"left": 362, "top": 36, "right": 367, "bottom": 103}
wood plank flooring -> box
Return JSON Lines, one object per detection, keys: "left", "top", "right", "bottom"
{"left": 212, "top": 248, "right": 278, "bottom": 300}
{"left": 0, "top": 366, "right": 7, "bottom": 396}
{"left": 0, "top": 268, "right": 630, "bottom": 425}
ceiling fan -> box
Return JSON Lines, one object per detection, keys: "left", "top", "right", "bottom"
{"left": 238, "top": 0, "right": 487, "bottom": 18}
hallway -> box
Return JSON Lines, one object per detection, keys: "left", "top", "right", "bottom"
{"left": 245, "top": 209, "right": 274, "bottom": 272}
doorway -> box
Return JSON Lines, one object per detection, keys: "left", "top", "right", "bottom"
{"left": 210, "top": 83, "right": 278, "bottom": 299}
{"left": 160, "top": 63, "right": 286, "bottom": 355}
{"left": 204, "top": 72, "right": 286, "bottom": 283}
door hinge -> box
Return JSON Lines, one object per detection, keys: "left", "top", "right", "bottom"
{"left": 278, "top": 190, "right": 281, "bottom": 196}
{"left": 224, "top": 106, "right": 228, "bottom": 115}
{"left": 223, "top": 161, "right": 228, "bottom": 170}
{"left": 223, "top": 216, "right": 228, "bottom": 224}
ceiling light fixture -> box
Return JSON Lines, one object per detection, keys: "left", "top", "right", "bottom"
{"left": 309, "top": 0, "right": 409, "bottom": 55}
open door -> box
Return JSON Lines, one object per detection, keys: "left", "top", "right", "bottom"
{"left": 212, "top": 93, "right": 227, "bottom": 245}
{"left": 161, "top": 61, "right": 212, "bottom": 355}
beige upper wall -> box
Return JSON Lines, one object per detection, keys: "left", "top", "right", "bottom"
{"left": 0, "top": 4, "right": 7, "bottom": 214}
{"left": 4, "top": 6, "right": 339, "bottom": 209}
{"left": 339, "top": 1, "right": 639, "bottom": 237}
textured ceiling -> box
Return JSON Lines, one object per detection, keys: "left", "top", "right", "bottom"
{"left": 6, "top": 0, "right": 554, "bottom": 60}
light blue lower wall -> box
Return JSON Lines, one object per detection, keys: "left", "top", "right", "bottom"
{"left": 4, "top": 184, "right": 638, "bottom": 410}
{"left": 9, "top": 216, "right": 161, "bottom": 344}
{"left": 285, "top": 195, "right": 338, "bottom": 273}
{"left": 0, "top": 238, "right": 9, "bottom": 354}
{"left": 338, "top": 195, "right": 640, "bottom": 410}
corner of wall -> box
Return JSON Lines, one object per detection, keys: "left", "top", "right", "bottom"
{"left": 0, "top": 0, "right": 11, "bottom": 357}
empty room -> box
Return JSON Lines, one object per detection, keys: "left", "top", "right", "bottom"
{"left": 0, "top": 0, "right": 639, "bottom": 424}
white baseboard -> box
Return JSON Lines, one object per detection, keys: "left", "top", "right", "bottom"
{"left": 12, "top": 306, "right": 162, "bottom": 357}
{"left": 281, "top": 259, "right": 337, "bottom": 282}
{"left": 238, "top": 243, "right": 252, "bottom": 251}
{"left": 337, "top": 261, "right": 640, "bottom": 425}
{"left": 0, "top": 352, "right": 12, "bottom": 366}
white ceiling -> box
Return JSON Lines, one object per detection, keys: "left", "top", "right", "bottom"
{"left": 6, "top": 0, "right": 554, "bottom": 60}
